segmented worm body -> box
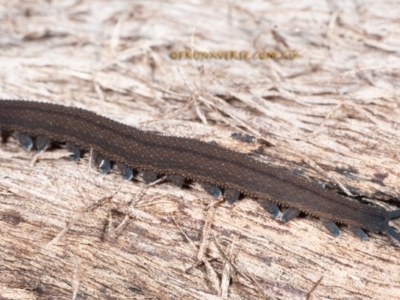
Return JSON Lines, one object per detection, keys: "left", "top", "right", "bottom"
{"left": 1, "top": 100, "right": 399, "bottom": 241}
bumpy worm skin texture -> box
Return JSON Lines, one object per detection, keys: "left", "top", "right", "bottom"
{"left": 1, "top": 100, "right": 399, "bottom": 241}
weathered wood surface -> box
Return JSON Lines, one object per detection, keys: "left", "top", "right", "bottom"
{"left": 1, "top": 1, "right": 400, "bottom": 299}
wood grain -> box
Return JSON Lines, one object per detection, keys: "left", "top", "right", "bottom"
{"left": 1, "top": 1, "right": 400, "bottom": 299}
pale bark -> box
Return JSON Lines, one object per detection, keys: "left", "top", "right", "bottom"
{"left": 1, "top": 1, "right": 400, "bottom": 299}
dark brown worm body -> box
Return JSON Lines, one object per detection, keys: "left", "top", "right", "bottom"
{"left": 1, "top": 100, "right": 400, "bottom": 241}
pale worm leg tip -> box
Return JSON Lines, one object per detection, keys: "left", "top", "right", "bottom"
{"left": 121, "top": 166, "right": 133, "bottom": 181}
{"left": 168, "top": 174, "right": 185, "bottom": 187}
{"left": 258, "top": 199, "right": 280, "bottom": 219}
{"left": 323, "top": 220, "right": 341, "bottom": 237}
{"left": 201, "top": 183, "right": 221, "bottom": 198}
{"left": 348, "top": 226, "right": 368, "bottom": 240}
{"left": 356, "top": 229, "right": 368, "bottom": 241}
{"left": 16, "top": 132, "right": 33, "bottom": 151}
{"left": 281, "top": 208, "right": 300, "bottom": 223}
{"left": 99, "top": 158, "right": 111, "bottom": 174}
{"left": 142, "top": 171, "right": 158, "bottom": 184}
{"left": 67, "top": 143, "right": 81, "bottom": 161}
{"left": 225, "top": 188, "right": 240, "bottom": 204}
{"left": 35, "top": 135, "right": 51, "bottom": 152}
